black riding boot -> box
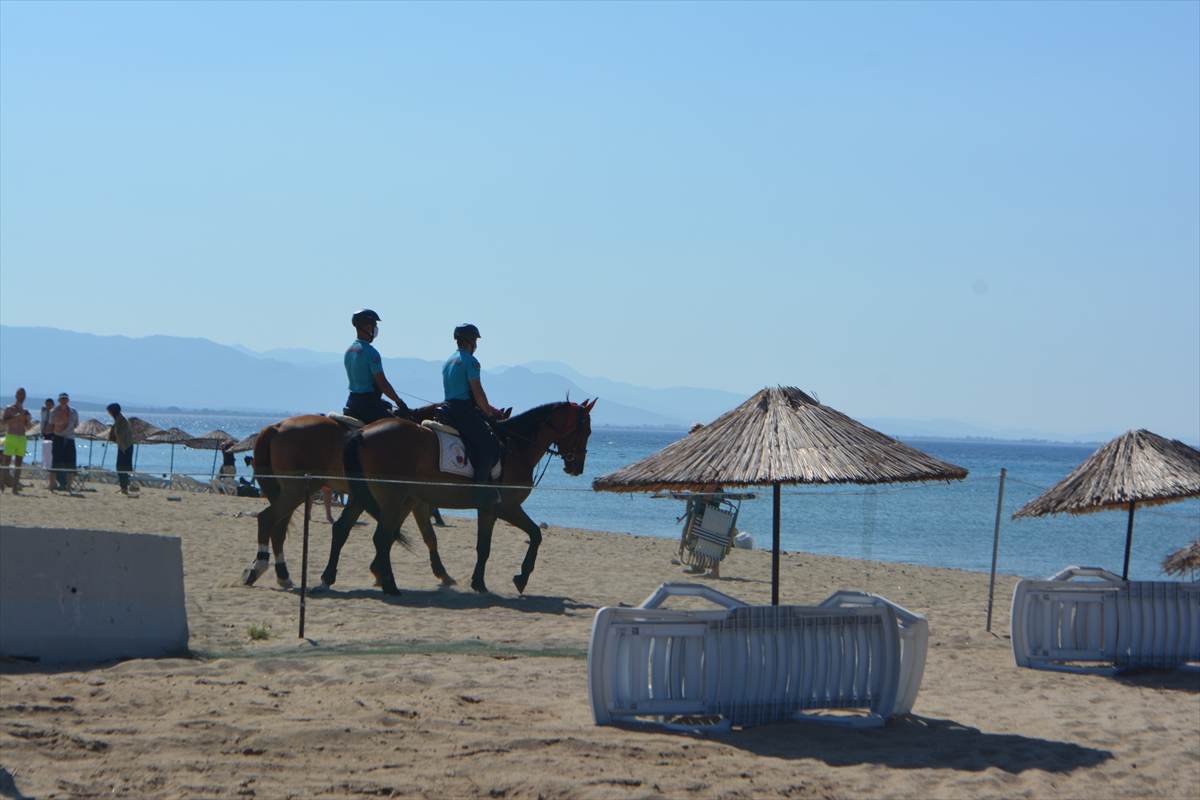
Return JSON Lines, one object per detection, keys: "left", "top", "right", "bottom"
{"left": 472, "top": 478, "right": 500, "bottom": 509}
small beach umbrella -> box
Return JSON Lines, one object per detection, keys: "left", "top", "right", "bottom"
{"left": 184, "top": 429, "right": 237, "bottom": 476}
{"left": 1162, "top": 540, "right": 1200, "bottom": 580}
{"left": 229, "top": 432, "right": 258, "bottom": 454}
{"left": 1012, "top": 430, "right": 1200, "bottom": 580}
{"left": 125, "top": 418, "right": 165, "bottom": 471}
{"left": 146, "top": 427, "right": 194, "bottom": 474}
{"left": 74, "top": 419, "right": 110, "bottom": 467}
{"left": 593, "top": 386, "right": 968, "bottom": 604}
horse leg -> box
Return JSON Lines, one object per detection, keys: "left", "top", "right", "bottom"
{"left": 498, "top": 505, "right": 544, "bottom": 595}
{"left": 470, "top": 510, "right": 498, "bottom": 594}
{"left": 367, "top": 495, "right": 414, "bottom": 597}
{"left": 271, "top": 483, "right": 312, "bottom": 589}
{"left": 316, "top": 499, "right": 365, "bottom": 592}
{"left": 412, "top": 502, "right": 455, "bottom": 586}
{"left": 243, "top": 493, "right": 300, "bottom": 587}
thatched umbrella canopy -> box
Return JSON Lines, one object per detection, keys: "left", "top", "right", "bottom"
{"left": 1162, "top": 540, "right": 1200, "bottom": 579}
{"left": 1012, "top": 430, "right": 1200, "bottom": 579}
{"left": 74, "top": 419, "right": 110, "bottom": 441}
{"left": 127, "top": 417, "right": 166, "bottom": 444}
{"left": 593, "top": 386, "right": 968, "bottom": 603}
{"left": 228, "top": 432, "right": 258, "bottom": 454}
{"left": 146, "top": 427, "right": 194, "bottom": 474}
{"left": 74, "top": 419, "right": 111, "bottom": 467}
{"left": 185, "top": 429, "right": 237, "bottom": 477}
{"left": 183, "top": 429, "right": 237, "bottom": 450}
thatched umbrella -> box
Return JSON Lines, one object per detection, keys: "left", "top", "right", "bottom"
{"left": 74, "top": 419, "right": 110, "bottom": 467}
{"left": 184, "top": 429, "right": 237, "bottom": 476}
{"left": 125, "top": 418, "right": 166, "bottom": 472}
{"left": 127, "top": 417, "right": 166, "bottom": 444}
{"left": 1162, "top": 540, "right": 1200, "bottom": 579}
{"left": 1012, "top": 430, "right": 1200, "bottom": 580}
{"left": 593, "top": 386, "right": 969, "bottom": 603}
{"left": 229, "top": 432, "right": 258, "bottom": 454}
{"left": 146, "top": 427, "right": 194, "bottom": 474}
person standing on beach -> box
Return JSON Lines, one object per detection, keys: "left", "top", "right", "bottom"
{"left": 39, "top": 398, "right": 54, "bottom": 488}
{"left": 344, "top": 309, "right": 410, "bottom": 424}
{"left": 442, "top": 323, "right": 503, "bottom": 508}
{"left": 107, "top": 403, "right": 135, "bottom": 495}
{"left": 2, "top": 388, "right": 33, "bottom": 494}
{"left": 51, "top": 393, "right": 79, "bottom": 491}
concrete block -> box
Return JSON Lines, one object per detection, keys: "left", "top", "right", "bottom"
{"left": 0, "top": 526, "right": 189, "bottom": 664}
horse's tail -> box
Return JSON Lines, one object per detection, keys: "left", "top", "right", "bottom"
{"left": 254, "top": 425, "right": 281, "bottom": 504}
{"left": 343, "top": 429, "right": 381, "bottom": 521}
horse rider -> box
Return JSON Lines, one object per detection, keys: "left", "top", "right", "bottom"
{"left": 442, "top": 323, "right": 503, "bottom": 508}
{"left": 344, "top": 309, "right": 410, "bottom": 424}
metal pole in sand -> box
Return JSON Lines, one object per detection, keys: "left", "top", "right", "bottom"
{"left": 299, "top": 474, "right": 311, "bottom": 639}
{"left": 771, "top": 482, "right": 781, "bottom": 606}
{"left": 986, "top": 468, "right": 1007, "bottom": 632}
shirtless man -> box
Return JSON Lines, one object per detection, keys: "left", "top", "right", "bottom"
{"left": 2, "top": 388, "right": 34, "bottom": 494}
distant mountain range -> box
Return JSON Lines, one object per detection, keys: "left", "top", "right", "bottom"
{"left": 0, "top": 326, "right": 1128, "bottom": 443}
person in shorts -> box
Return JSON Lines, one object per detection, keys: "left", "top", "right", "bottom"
{"left": 51, "top": 393, "right": 79, "bottom": 491}
{"left": 2, "top": 388, "right": 33, "bottom": 494}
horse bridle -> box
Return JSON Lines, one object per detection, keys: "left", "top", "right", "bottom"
{"left": 544, "top": 402, "right": 589, "bottom": 465}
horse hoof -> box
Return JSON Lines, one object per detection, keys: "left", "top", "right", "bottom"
{"left": 277, "top": 577, "right": 295, "bottom": 590}
{"left": 440, "top": 576, "right": 458, "bottom": 587}
{"left": 381, "top": 580, "right": 402, "bottom": 597}
{"left": 471, "top": 580, "right": 489, "bottom": 594}
{"left": 513, "top": 574, "right": 529, "bottom": 594}
{"left": 241, "top": 568, "right": 260, "bottom": 587}
{"left": 311, "top": 581, "right": 330, "bottom": 594}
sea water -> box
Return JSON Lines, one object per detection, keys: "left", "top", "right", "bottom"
{"left": 68, "top": 414, "right": 1198, "bottom": 581}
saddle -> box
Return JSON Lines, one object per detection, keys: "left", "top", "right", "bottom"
{"left": 420, "top": 419, "right": 502, "bottom": 480}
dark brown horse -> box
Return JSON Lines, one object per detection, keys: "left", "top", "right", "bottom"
{"left": 242, "top": 407, "right": 446, "bottom": 590}
{"left": 340, "top": 399, "right": 595, "bottom": 596}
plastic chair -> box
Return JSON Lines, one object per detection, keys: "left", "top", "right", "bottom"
{"left": 1011, "top": 566, "right": 1200, "bottom": 674}
{"left": 588, "top": 583, "right": 927, "bottom": 730}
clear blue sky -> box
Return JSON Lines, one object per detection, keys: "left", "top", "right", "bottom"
{"left": 2, "top": 1, "right": 1197, "bottom": 441}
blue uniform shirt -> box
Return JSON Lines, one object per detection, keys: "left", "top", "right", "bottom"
{"left": 345, "top": 339, "right": 384, "bottom": 393}
{"left": 443, "top": 349, "right": 480, "bottom": 401}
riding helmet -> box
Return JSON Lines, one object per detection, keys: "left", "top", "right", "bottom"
{"left": 352, "top": 309, "right": 382, "bottom": 328}
{"left": 454, "top": 323, "right": 482, "bottom": 340}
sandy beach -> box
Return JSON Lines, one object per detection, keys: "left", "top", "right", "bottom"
{"left": 1, "top": 484, "right": 1197, "bottom": 799}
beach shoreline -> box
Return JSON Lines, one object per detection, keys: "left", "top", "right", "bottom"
{"left": 1, "top": 485, "right": 1197, "bottom": 798}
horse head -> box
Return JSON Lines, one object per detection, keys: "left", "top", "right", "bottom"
{"left": 554, "top": 398, "right": 595, "bottom": 476}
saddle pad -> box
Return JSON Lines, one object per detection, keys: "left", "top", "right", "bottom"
{"left": 434, "top": 429, "right": 501, "bottom": 480}
{"left": 328, "top": 412, "right": 365, "bottom": 428}
{"left": 421, "top": 419, "right": 460, "bottom": 435}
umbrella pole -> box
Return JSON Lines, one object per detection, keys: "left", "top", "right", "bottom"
{"left": 169, "top": 444, "right": 175, "bottom": 475}
{"left": 772, "top": 483, "right": 781, "bottom": 606}
{"left": 210, "top": 447, "right": 219, "bottom": 478}
{"left": 986, "top": 468, "right": 1007, "bottom": 632}
{"left": 1122, "top": 501, "right": 1135, "bottom": 580}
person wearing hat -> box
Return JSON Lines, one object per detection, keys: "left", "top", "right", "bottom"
{"left": 344, "top": 309, "right": 409, "bottom": 424}
{"left": 442, "top": 323, "right": 503, "bottom": 508}
{"left": 51, "top": 392, "right": 78, "bottom": 491}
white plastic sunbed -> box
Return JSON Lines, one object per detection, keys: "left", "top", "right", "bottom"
{"left": 1011, "top": 566, "right": 1200, "bottom": 675}
{"left": 587, "top": 583, "right": 929, "bottom": 730}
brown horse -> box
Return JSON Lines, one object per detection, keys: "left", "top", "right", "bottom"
{"left": 340, "top": 399, "right": 595, "bottom": 596}
{"left": 242, "top": 407, "right": 447, "bottom": 590}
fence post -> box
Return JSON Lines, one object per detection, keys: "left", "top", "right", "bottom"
{"left": 299, "top": 473, "right": 311, "bottom": 639}
{"left": 986, "top": 468, "right": 1007, "bottom": 632}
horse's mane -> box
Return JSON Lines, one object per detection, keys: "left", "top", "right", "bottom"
{"left": 495, "top": 402, "right": 568, "bottom": 443}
